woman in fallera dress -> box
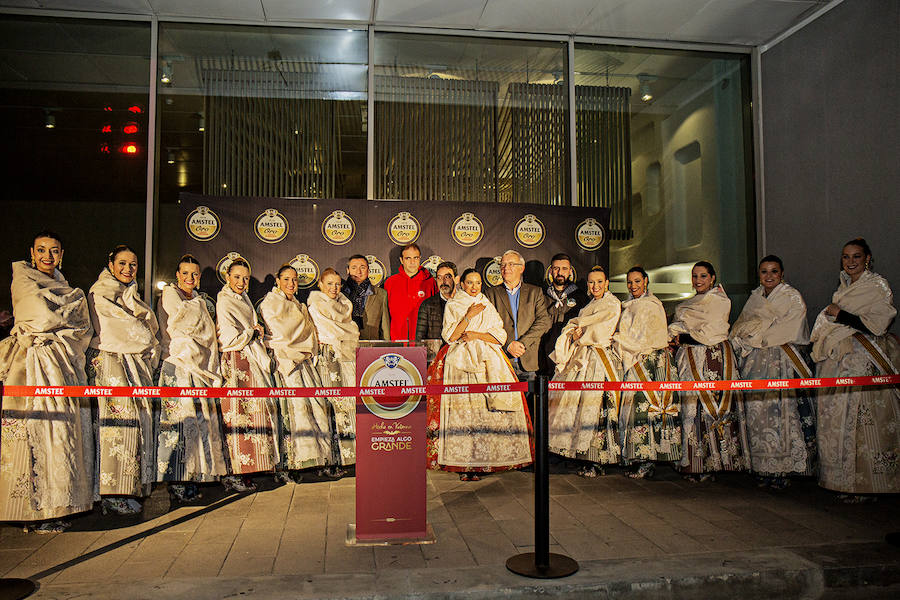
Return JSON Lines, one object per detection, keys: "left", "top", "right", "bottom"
{"left": 156, "top": 255, "right": 228, "bottom": 501}
{"left": 810, "top": 238, "right": 899, "bottom": 500}
{"left": 0, "top": 231, "right": 95, "bottom": 532}
{"left": 615, "top": 267, "right": 682, "bottom": 479}
{"left": 730, "top": 255, "right": 816, "bottom": 489}
{"left": 306, "top": 268, "right": 359, "bottom": 471}
{"left": 260, "top": 265, "right": 338, "bottom": 479}
{"left": 668, "top": 261, "right": 749, "bottom": 481}
{"left": 217, "top": 259, "right": 279, "bottom": 492}
{"left": 548, "top": 266, "right": 622, "bottom": 477}
{"left": 86, "top": 245, "right": 160, "bottom": 515}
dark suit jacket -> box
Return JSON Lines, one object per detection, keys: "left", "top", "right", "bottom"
{"left": 415, "top": 293, "right": 447, "bottom": 341}
{"left": 484, "top": 282, "right": 551, "bottom": 373}
{"left": 360, "top": 287, "right": 390, "bottom": 341}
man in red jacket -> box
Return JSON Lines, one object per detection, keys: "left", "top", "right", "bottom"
{"left": 384, "top": 243, "right": 437, "bottom": 341}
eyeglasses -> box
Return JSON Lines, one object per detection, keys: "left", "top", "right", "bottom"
{"left": 499, "top": 262, "right": 524, "bottom": 269}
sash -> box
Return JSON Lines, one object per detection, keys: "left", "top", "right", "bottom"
{"left": 634, "top": 359, "right": 677, "bottom": 425}
{"left": 593, "top": 346, "right": 621, "bottom": 418}
{"left": 780, "top": 344, "right": 813, "bottom": 379}
{"left": 853, "top": 332, "right": 898, "bottom": 377}
{"left": 686, "top": 342, "right": 736, "bottom": 425}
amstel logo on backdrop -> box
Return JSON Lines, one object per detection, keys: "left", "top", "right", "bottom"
{"left": 387, "top": 211, "right": 420, "bottom": 245}
{"left": 288, "top": 254, "right": 319, "bottom": 289}
{"left": 482, "top": 257, "right": 503, "bottom": 287}
{"left": 254, "top": 208, "right": 289, "bottom": 244}
{"left": 321, "top": 210, "right": 355, "bottom": 245}
{"left": 575, "top": 217, "right": 605, "bottom": 251}
{"left": 216, "top": 252, "right": 250, "bottom": 284}
{"left": 185, "top": 206, "right": 220, "bottom": 242}
{"left": 451, "top": 212, "right": 484, "bottom": 247}
{"left": 515, "top": 214, "right": 545, "bottom": 248}
{"left": 359, "top": 353, "right": 423, "bottom": 422}
{"left": 366, "top": 255, "right": 386, "bottom": 286}
{"left": 421, "top": 255, "right": 443, "bottom": 278}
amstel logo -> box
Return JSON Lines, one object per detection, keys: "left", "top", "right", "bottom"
{"left": 185, "top": 205, "right": 220, "bottom": 242}
{"left": 421, "top": 255, "right": 443, "bottom": 278}
{"left": 482, "top": 257, "right": 503, "bottom": 287}
{"left": 254, "top": 208, "right": 289, "bottom": 244}
{"left": 359, "top": 353, "right": 423, "bottom": 420}
{"left": 575, "top": 217, "right": 605, "bottom": 251}
{"left": 515, "top": 214, "right": 545, "bottom": 248}
{"left": 321, "top": 210, "right": 355, "bottom": 246}
{"left": 387, "top": 211, "right": 420, "bottom": 245}
{"left": 216, "top": 252, "right": 250, "bottom": 284}
{"left": 288, "top": 254, "right": 319, "bottom": 289}
{"left": 451, "top": 212, "right": 484, "bottom": 247}
{"left": 366, "top": 255, "right": 386, "bottom": 286}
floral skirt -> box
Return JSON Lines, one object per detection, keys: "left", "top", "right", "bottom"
{"left": 220, "top": 349, "right": 279, "bottom": 474}
{"left": 276, "top": 360, "right": 340, "bottom": 470}
{"left": 312, "top": 345, "right": 356, "bottom": 466}
{"left": 619, "top": 349, "right": 682, "bottom": 465}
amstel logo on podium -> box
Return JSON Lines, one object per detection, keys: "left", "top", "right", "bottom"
{"left": 353, "top": 346, "right": 429, "bottom": 542}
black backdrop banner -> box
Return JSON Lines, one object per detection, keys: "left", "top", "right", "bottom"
{"left": 179, "top": 193, "right": 610, "bottom": 304}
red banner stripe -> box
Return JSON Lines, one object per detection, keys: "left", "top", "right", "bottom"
{"left": 1, "top": 375, "right": 898, "bottom": 398}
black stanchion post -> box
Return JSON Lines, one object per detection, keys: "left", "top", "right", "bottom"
{"left": 506, "top": 375, "right": 578, "bottom": 578}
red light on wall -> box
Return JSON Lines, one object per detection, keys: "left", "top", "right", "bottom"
{"left": 119, "top": 143, "right": 139, "bottom": 155}
{"left": 103, "top": 106, "right": 112, "bottom": 112}
{"left": 127, "top": 105, "right": 143, "bottom": 114}
{"left": 101, "top": 124, "right": 112, "bottom": 133}
{"left": 99, "top": 143, "right": 110, "bottom": 155}
{"left": 123, "top": 122, "right": 139, "bottom": 135}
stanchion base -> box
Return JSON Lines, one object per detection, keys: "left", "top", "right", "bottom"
{"left": 886, "top": 532, "right": 900, "bottom": 547}
{"left": 0, "top": 578, "right": 36, "bottom": 600}
{"left": 506, "top": 552, "right": 579, "bottom": 579}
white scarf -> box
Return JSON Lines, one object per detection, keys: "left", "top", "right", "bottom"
{"left": 667, "top": 285, "right": 731, "bottom": 346}
{"left": 442, "top": 290, "right": 508, "bottom": 374}
{"left": 88, "top": 269, "right": 159, "bottom": 365}
{"left": 307, "top": 290, "right": 359, "bottom": 362}
{"left": 260, "top": 287, "right": 318, "bottom": 374}
{"left": 157, "top": 284, "right": 221, "bottom": 385}
{"left": 730, "top": 282, "right": 809, "bottom": 358}
{"left": 614, "top": 291, "right": 668, "bottom": 373}
{"left": 810, "top": 269, "right": 896, "bottom": 362}
{"left": 216, "top": 284, "right": 271, "bottom": 371}
{"left": 550, "top": 291, "right": 621, "bottom": 369}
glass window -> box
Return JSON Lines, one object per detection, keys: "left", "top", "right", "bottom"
{"left": 0, "top": 16, "right": 150, "bottom": 305}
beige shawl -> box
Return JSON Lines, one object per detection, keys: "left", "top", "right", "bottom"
{"left": 260, "top": 287, "right": 318, "bottom": 375}
{"left": 216, "top": 284, "right": 271, "bottom": 371}
{"left": 730, "top": 282, "right": 808, "bottom": 358}
{"left": 157, "top": 284, "right": 221, "bottom": 385}
{"left": 667, "top": 285, "right": 731, "bottom": 346}
{"left": 614, "top": 291, "right": 668, "bottom": 373}
{"left": 810, "top": 270, "right": 896, "bottom": 362}
{"left": 307, "top": 290, "right": 359, "bottom": 362}
{"left": 551, "top": 292, "right": 621, "bottom": 370}
{"left": 88, "top": 269, "right": 159, "bottom": 366}
{"left": 442, "top": 290, "right": 508, "bottom": 373}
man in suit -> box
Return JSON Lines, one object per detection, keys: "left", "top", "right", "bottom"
{"left": 485, "top": 250, "right": 551, "bottom": 390}
{"left": 415, "top": 261, "right": 457, "bottom": 340}
{"left": 343, "top": 254, "right": 390, "bottom": 340}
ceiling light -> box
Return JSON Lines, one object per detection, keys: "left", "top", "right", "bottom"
{"left": 198, "top": 112, "right": 205, "bottom": 132}
{"left": 640, "top": 84, "right": 653, "bottom": 102}
{"left": 637, "top": 73, "right": 657, "bottom": 103}
{"left": 167, "top": 150, "right": 175, "bottom": 165}
{"left": 160, "top": 60, "right": 172, "bottom": 85}
{"left": 44, "top": 112, "right": 55, "bottom": 129}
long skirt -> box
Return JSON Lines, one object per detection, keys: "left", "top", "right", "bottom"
{"left": 619, "top": 348, "right": 682, "bottom": 465}
{"left": 676, "top": 342, "right": 750, "bottom": 474}
{"left": 548, "top": 345, "right": 622, "bottom": 465}
{"left": 737, "top": 345, "right": 816, "bottom": 477}
{"left": 87, "top": 348, "right": 156, "bottom": 497}
{"left": 156, "top": 361, "right": 228, "bottom": 482}
{"left": 220, "top": 348, "right": 279, "bottom": 474}
{"left": 816, "top": 334, "right": 900, "bottom": 494}
{"left": 0, "top": 336, "right": 95, "bottom": 521}
{"left": 312, "top": 344, "right": 356, "bottom": 466}
{"left": 426, "top": 344, "right": 533, "bottom": 472}
{"left": 276, "top": 360, "right": 339, "bottom": 469}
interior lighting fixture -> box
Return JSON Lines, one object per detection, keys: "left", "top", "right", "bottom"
{"left": 123, "top": 122, "right": 139, "bottom": 135}
{"left": 198, "top": 112, "right": 205, "bottom": 132}
{"left": 160, "top": 60, "right": 172, "bottom": 85}
{"left": 119, "top": 143, "right": 139, "bottom": 155}
{"left": 44, "top": 112, "right": 55, "bottom": 129}
{"left": 167, "top": 150, "right": 176, "bottom": 165}
{"left": 637, "top": 73, "right": 656, "bottom": 103}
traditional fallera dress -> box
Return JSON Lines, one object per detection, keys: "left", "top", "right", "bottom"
{"left": 615, "top": 291, "right": 682, "bottom": 467}
{"left": 0, "top": 261, "right": 95, "bottom": 522}
{"left": 810, "top": 269, "right": 900, "bottom": 494}
{"left": 427, "top": 290, "right": 533, "bottom": 473}
{"left": 307, "top": 290, "right": 359, "bottom": 466}
{"left": 87, "top": 269, "right": 160, "bottom": 498}
{"left": 155, "top": 284, "right": 228, "bottom": 482}
{"left": 260, "top": 287, "right": 337, "bottom": 469}
{"left": 547, "top": 291, "right": 622, "bottom": 465}
{"left": 730, "top": 282, "right": 816, "bottom": 480}
{"left": 217, "top": 284, "right": 279, "bottom": 474}
{"left": 669, "top": 285, "right": 749, "bottom": 474}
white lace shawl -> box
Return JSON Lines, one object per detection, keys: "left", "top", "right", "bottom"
{"left": 157, "top": 284, "right": 221, "bottom": 385}
{"left": 260, "top": 287, "right": 318, "bottom": 375}
{"left": 307, "top": 290, "right": 359, "bottom": 362}
{"left": 614, "top": 291, "right": 668, "bottom": 373}
{"left": 667, "top": 285, "right": 731, "bottom": 346}
{"left": 88, "top": 269, "right": 159, "bottom": 367}
{"left": 551, "top": 292, "right": 621, "bottom": 370}
{"left": 730, "top": 282, "right": 808, "bottom": 358}
{"left": 216, "top": 284, "right": 271, "bottom": 371}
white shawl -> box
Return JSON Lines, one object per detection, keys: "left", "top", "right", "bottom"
{"left": 551, "top": 292, "right": 621, "bottom": 370}
{"left": 216, "top": 284, "right": 271, "bottom": 371}
{"left": 157, "top": 284, "right": 221, "bottom": 385}
{"left": 667, "top": 285, "right": 731, "bottom": 346}
{"left": 88, "top": 269, "right": 159, "bottom": 366}
{"left": 442, "top": 290, "right": 508, "bottom": 373}
{"left": 730, "top": 282, "right": 809, "bottom": 358}
{"left": 307, "top": 290, "right": 359, "bottom": 362}
{"left": 260, "top": 287, "right": 318, "bottom": 375}
{"left": 810, "top": 270, "right": 896, "bottom": 362}
{"left": 614, "top": 291, "right": 668, "bottom": 373}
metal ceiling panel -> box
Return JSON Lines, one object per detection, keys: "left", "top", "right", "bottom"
{"left": 262, "top": 0, "right": 371, "bottom": 23}
{"left": 576, "top": 0, "right": 712, "bottom": 40}
{"left": 478, "top": 0, "right": 600, "bottom": 34}
{"left": 675, "top": 0, "right": 820, "bottom": 45}
{"left": 376, "top": 0, "right": 487, "bottom": 28}
{"left": 150, "top": 0, "right": 265, "bottom": 21}
{"left": 30, "top": 0, "right": 152, "bottom": 13}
